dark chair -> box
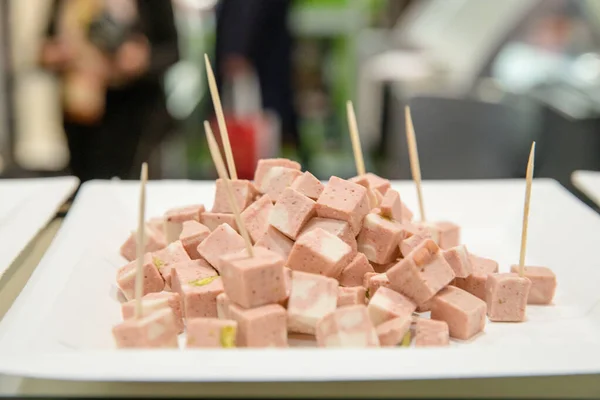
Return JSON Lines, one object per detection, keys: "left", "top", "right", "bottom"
{"left": 379, "top": 93, "right": 537, "bottom": 180}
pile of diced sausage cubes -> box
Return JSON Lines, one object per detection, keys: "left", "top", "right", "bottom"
{"left": 113, "top": 158, "right": 557, "bottom": 348}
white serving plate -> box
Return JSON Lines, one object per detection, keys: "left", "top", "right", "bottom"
{"left": 0, "top": 176, "right": 79, "bottom": 278}
{"left": 572, "top": 170, "right": 600, "bottom": 207}
{"left": 0, "top": 178, "right": 599, "bottom": 382}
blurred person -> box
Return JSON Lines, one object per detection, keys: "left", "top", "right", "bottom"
{"left": 39, "top": 0, "right": 179, "bottom": 181}
{"left": 213, "top": 0, "right": 301, "bottom": 159}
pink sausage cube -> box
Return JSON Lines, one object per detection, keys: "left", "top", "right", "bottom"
{"left": 485, "top": 273, "right": 531, "bottom": 322}
{"left": 179, "top": 220, "right": 210, "bottom": 260}
{"left": 112, "top": 308, "right": 179, "bottom": 348}
{"left": 387, "top": 239, "right": 455, "bottom": 305}
{"left": 419, "top": 221, "right": 460, "bottom": 250}
{"left": 269, "top": 187, "right": 316, "bottom": 240}
{"left": 357, "top": 213, "right": 402, "bottom": 264}
{"left": 200, "top": 212, "right": 238, "bottom": 233}
{"left": 164, "top": 204, "right": 204, "bottom": 243}
{"left": 370, "top": 260, "right": 397, "bottom": 274}
{"left": 366, "top": 273, "right": 393, "bottom": 299}
{"left": 216, "top": 293, "right": 232, "bottom": 320}
{"left": 339, "top": 253, "right": 375, "bottom": 287}
{"left": 349, "top": 172, "right": 391, "bottom": 195}
{"left": 299, "top": 217, "right": 357, "bottom": 253}
{"left": 211, "top": 179, "right": 257, "bottom": 213}
{"left": 290, "top": 171, "right": 324, "bottom": 200}
{"left": 147, "top": 217, "right": 165, "bottom": 236}
{"left": 240, "top": 194, "right": 273, "bottom": 243}
{"left": 254, "top": 226, "right": 294, "bottom": 264}
{"left": 315, "top": 304, "right": 380, "bottom": 347}
{"left": 400, "top": 229, "right": 432, "bottom": 258}
{"left": 442, "top": 245, "right": 473, "bottom": 278}
{"left": 151, "top": 241, "right": 191, "bottom": 286}
{"left": 229, "top": 303, "right": 288, "bottom": 347}
{"left": 116, "top": 253, "right": 165, "bottom": 301}
{"left": 287, "top": 271, "right": 338, "bottom": 334}
{"left": 376, "top": 315, "right": 411, "bottom": 346}
{"left": 415, "top": 318, "right": 450, "bottom": 347}
{"left": 368, "top": 287, "right": 416, "bottom": 326}
{"left": 287, "top": 227, "right": 353, "bottom": 278}
{"left": 219, "top": 247, "right": 287, "bottom": 309}
{"left": 120, "top": 224, "right": 166, "bottom": 262}
{"left": 256, "top": 166, "right": 303, "bottom": 202}
{"left": 431, "top": 285, "right": 486, "bottom": 340}
{"left": 171, "top": 273, "right": 224, "bottom": 319}
{"left": 509, "top": 265, "right": 556, "bottom": 305}
{"left": 453, "top": 254, "right": 499, "bottom": 300}
{"left": 337, "top": 286, "right": 367, "bottom": 307}
{"left": 121, "top": 291, "right": 184, "bottom": 333}
{"left": 379, "top": 189, "right": 404, "bottom": 222}
{"left": 254, "top": 158, "right": 301, "bottom": 188}
{"left": 316, "top": 176, "right": 370, "bottom": 236}
{"left": 196, "top": 223, "right": 246, "bottom": 272}
{"left": 169, "top": 259, "right": 218, "bottom": 310}
{"left": 186, "top": 318, "right": 237, "bottom": 348}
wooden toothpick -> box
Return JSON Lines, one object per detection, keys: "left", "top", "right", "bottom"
{"left": 204, "top": 121, "right": 254, "bottom": 257}
{"left": 134, "top": 162, "right": 148, "bottom": 319}
{"left": 204, "top": 54, "right": 238, "bottom": 180}
{"left": 346, "top": 100, "right": 366, "bottom": 176}
{"left": 405, "top": 106, "right": 426, "bottom": 222}
{"left": 518, "top": 141, "right": 536, "bottom": 277}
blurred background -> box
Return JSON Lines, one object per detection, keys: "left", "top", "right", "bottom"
{"left": 1, "top": 0, "right": 600, "bottom": 197}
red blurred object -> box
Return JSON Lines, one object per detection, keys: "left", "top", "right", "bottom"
{"left": 209, "top": 114, "right": 273, "bottom": 180}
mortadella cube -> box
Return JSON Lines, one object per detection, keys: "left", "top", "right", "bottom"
{"left": 315, "top": 304, "right": 380, "bottom": 347}
{"left": 430, "top": 285, "right": 486, "bottom": 340}
{"left": 387, "top": 239, "right": 455, "bottom": 306}
{"left": 366, "top": 273, "right": 393, "bottom": 299}
{"left": 112, "top": 308, "right": 179, "bottom": 349}
{"left": 186, "top": 318, "right": 237, "bottom": 348}
{"left": 485, "top": 273, "right": 531, "bottom": 322}
{"left": 120, "top": 224, "right": 166, "bottom": 262}
{"left": 337, "top": 286, "right": 367, "bottom": 307}
{"left": 212, "top": 179, "right": 257, "bottom": 213}
{"left": 169, "top": 259, "right": 218, "bottom": 299}
{"left": 121, "top": 291, "right": 184, "bottom": 333}
{"left": 419, "top": 221, "right": 460, "bottom": 250}
{"left": 219, "top": 247, "right": 288, "bottom": 309}
{"left": 349, "top": 172, "right": 391, "bottom": 195}
{"left": 196, "top": 223, "right": 246, "bottom": 272}
{"left": 452, "top": 254, "right": 499, "bottom": 300}
{"left": 116, "top": 253, "right": 165, "bottom": 301}
{"left": 299, "top": 217, "right": 357, "bottom": 253}
{"left": 254, "top": 158, "right": 301, "bottom": 189}
{"left": 240, "top": 194, "right": 273, "bottom": 243}
{"left": 399, "top": 229, "right": 432, "bottom": 258}
{"left": 229, "top": 303, "right": 288, "bottom": 347}
{"left": 287, "top": 227, "right": 353, "bottom": 278}
{"left": 509, "top": 265, "right": 556, "bottom": 305}
{"left": 415, "top": 318, "right": 450, "bottom": 347}
{"left": 376, "top": 315, "right": 412, "bottom": 346}
{"left": 256, "top": 166, "right": 303, "bottom": 202}
{"left": 339, "top": 253, "right": 375, "bottom": 287}
{"left": 442, "top": 245, "right": 473, "bottom": 278}
{"left": 179, "top": 220, "right": 210, "bottom": 259}
{"left": 151, "top": 241, "right": 191, "bottom": 286}
{"left": 171, "top": 271, "right": 224, "bottom": 319}
{"left": 357, "top": 213, "right": 403, "bottom": 264}
{"left": 368, "top": 287, "right": 416, "bottom": 326}
{"left": 200, "top": 212, "right": 238, "bottom": 233}
{"left": 269, "top": 187, "right": 316, "bottom": 240}
{"left": 290, "top": 171, "right": 324, "bottom": 200}
{"left": 379, "top": 189, "right": 404, "bottom": 222}
{"left": 287, "top": 271, "right": 338, "bottom": 334}
{"left": 164, "top": 204, "right": 204, "bottom": 243}
{"left": 316, "top": 176, "right": 370, "bottom": 236}
{"left": 254, "top": 226, "right": 294, "bottom": 263}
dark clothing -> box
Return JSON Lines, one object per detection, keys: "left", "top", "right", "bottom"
{"left": 45, "top": 0, "right": 179, "bottom": 181}
{"left": 214, "top": 0, "right": 298, "bottom": 147}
